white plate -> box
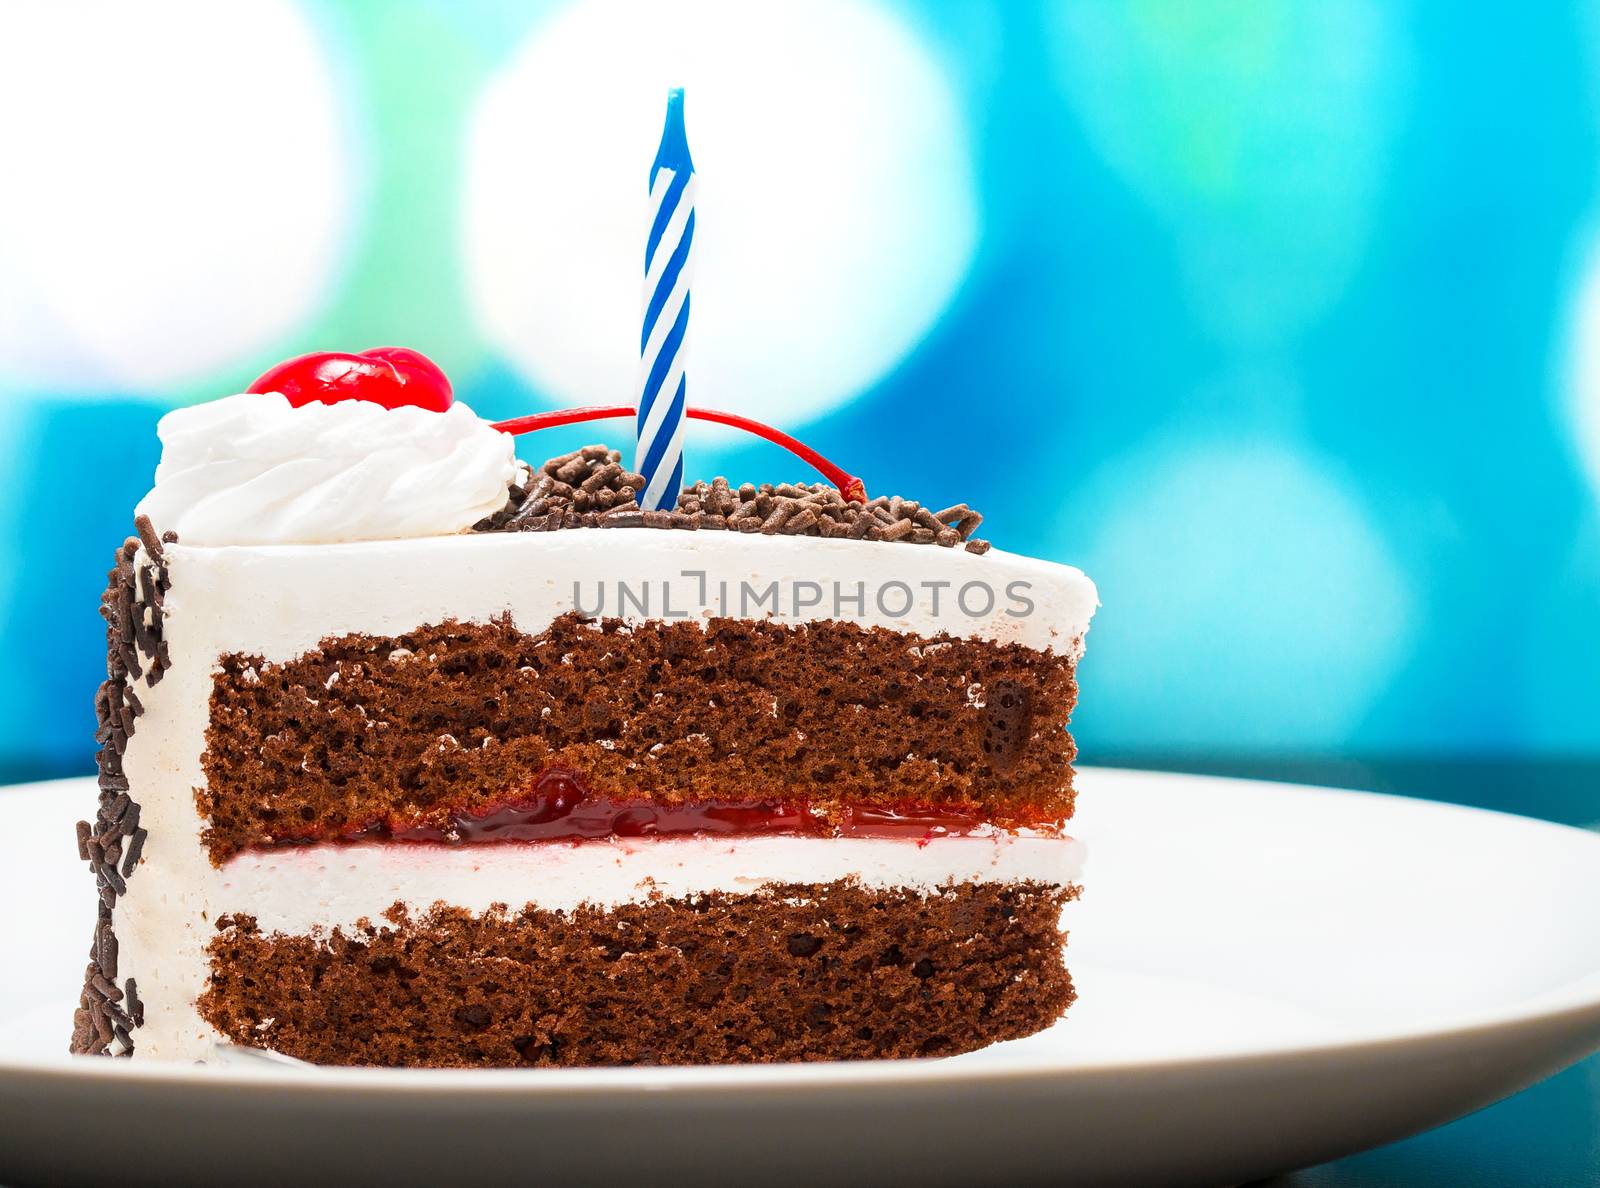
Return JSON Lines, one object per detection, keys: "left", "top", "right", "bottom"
{"left": 4, "top": 769, "right": 1600, "bottom": 1187}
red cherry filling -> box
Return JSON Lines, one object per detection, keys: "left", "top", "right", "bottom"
{"left": 247, "top": 346, "right": 453, "bottom": 412}
{"left": 268, "top": 769, "right": 1023, "bottom": 848}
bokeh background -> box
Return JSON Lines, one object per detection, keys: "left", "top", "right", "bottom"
{"left": 3, "top": 0, "right": 1598, "bottom": 783}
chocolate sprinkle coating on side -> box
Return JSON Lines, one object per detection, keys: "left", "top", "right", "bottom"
{"left": 133, "top": 514, "right": 164, "bottom": 564}
{"left": 474, "top": 445, "right": 993, "bottom": 554}
{"left": 71, "top": 525, "right": 171, "bottom": 1056}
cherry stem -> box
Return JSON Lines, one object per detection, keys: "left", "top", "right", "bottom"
{"left": 491, "top": 405, "right": 867, "bottom": 502}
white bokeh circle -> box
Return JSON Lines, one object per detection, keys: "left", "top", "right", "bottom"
{"left": 464, "top": 0, "right": 978, "bottom": 425}
{"left": 1072, "top": 436, "right": 1414, "bottom": 752}
{"left": 0, "top": 0, "right": 354, "bottom": 391}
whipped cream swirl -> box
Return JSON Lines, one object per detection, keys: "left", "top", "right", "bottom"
{"left": 135, "top": 393, "right": 521, "bottom": 546}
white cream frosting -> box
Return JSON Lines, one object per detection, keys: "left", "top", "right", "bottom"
{"left": 112, "top": 531, "right": 1097, "bottom": 1061}
{"left": 219, "top": 834, "right": 1083, "bottom": 938}
{"left": 144, "top": 531, "right": 1097, "bottom": 661}
{"left": 133, "top": 392, "right": 521, "bottom": 546}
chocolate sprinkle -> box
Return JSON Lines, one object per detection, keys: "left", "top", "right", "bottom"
{"left": 71, "top": 524, "right": 171, "bottom": 1056}
{"left": 121, "top": 827, "right": 148, "bottom": 878}
{"left": 134, "top": 514, "right": 163, "bottom": 563}
{"left": 473, "top": 445, "right": 994, "bottom": 554}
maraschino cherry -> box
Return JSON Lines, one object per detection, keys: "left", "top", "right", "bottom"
{"left": 248, "top": 347, "right": 453, "bottom": 412}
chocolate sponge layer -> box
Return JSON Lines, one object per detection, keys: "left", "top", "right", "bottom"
{"left": 199, "top": 878, "right": 1078, "bottom": 1067}
{"left": 199, "top": 613, "right": 1080, "bottom": 863}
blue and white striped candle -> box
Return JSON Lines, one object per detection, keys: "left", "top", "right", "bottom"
{"left": 635, "top": 88, "right": 695, "bottom": 511}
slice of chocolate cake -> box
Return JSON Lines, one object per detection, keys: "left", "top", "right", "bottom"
{"left": 72, "top": 360, "right": 1098, "bottom": 1067}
